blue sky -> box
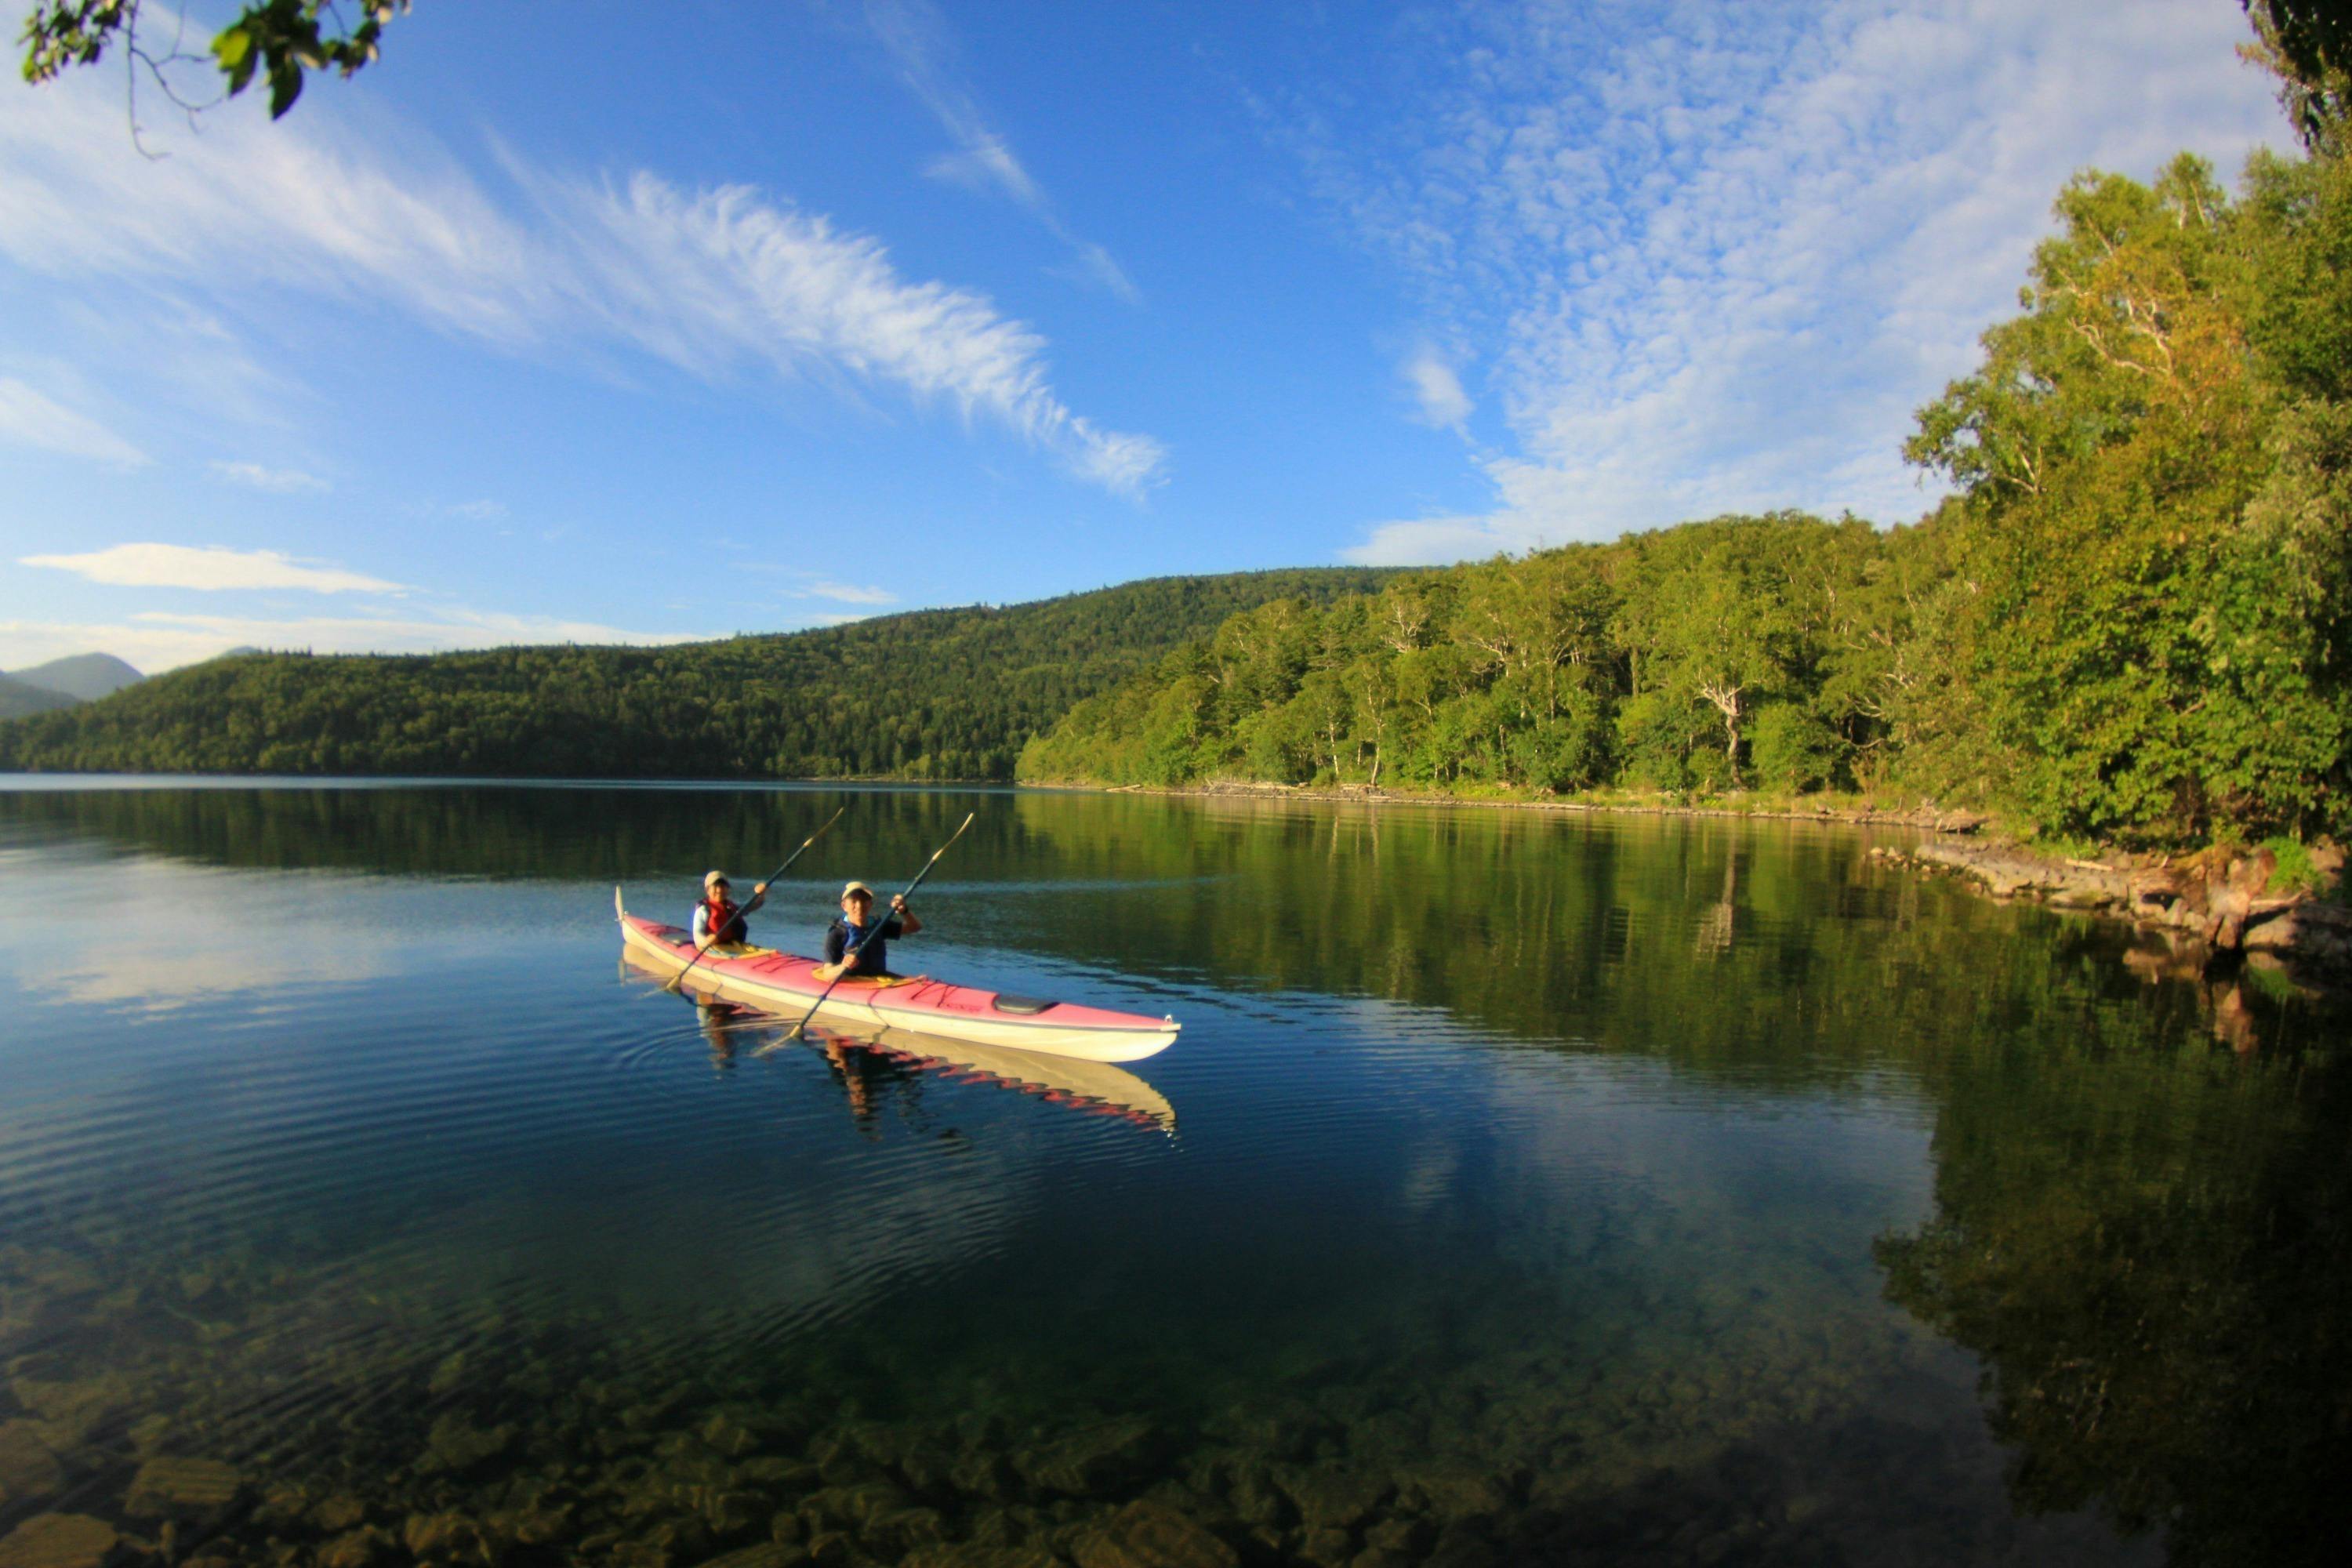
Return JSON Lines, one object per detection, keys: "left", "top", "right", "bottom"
{"left": 0, "top": 0, "right": 2288, "bottom": 673}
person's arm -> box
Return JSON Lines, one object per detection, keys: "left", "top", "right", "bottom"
{"left": 889, "top": 894, "right": 920, "bottom": 936}
{"left": 815, "top": 922, "right": 848, "bottom": 982}
{"left": 692, "top": 905, "right": 711, "bottom": 942}
{"left": 744, "top": 883, "right": 769, "bottom": 914}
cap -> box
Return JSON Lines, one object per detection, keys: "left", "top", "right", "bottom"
{"left": 841, "top": 880, "right": 873, "bottom": 899}
{"left": 704, "top": 869, "right": 731, "bottom": 890}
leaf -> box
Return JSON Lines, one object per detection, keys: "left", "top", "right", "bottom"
{"left": 268, "top": 60, "right": 303, "bottom": 118}
{"left": 213, "top": 24, "right": 259, "bottom": 94}
{"left": 212, "top": 25, "right": 253, "bottom": 71}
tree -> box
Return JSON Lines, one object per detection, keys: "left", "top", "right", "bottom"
{"left": 20, "top": 0, "right": 406, "bottom": 122}
{"left": 2244, "top": 0, "right": 2352, "bottom": 152}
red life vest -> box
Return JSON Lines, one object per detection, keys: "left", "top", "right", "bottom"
{"left": 700, "top": 896, "right": 746, "bottom": 945}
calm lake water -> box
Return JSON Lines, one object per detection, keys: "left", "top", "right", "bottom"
{"left": 0, "top": 780, "right": 2346, "bottom": 1568}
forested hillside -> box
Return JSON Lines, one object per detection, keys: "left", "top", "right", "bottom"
{"left": 0, "top": 571, "right": 1390, "bottom": 779}
{"left": 1022, "top": 135, "right": 2352, "bottom": 848}
{"left": 0, "top": 672, "right": 78, "bottom": 721}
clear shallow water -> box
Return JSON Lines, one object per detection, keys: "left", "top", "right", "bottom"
{"left": 0, "top": 781, "right": 2345, "bottom": 1567}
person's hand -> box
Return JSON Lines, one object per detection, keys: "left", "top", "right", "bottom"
{"left": 753, "top": 882, "right": 769, "bottom": 897}
{"left": 890, "top": 895, "right": 908, "bottom": 914}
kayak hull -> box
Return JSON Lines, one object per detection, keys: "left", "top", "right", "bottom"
{"left": 615, "top": 889, "right": 1179, "bottom": 1062}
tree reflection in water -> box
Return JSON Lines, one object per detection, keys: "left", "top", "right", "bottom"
{"left": 1878, "top": 1036, "right": 2352, "bottom": 1565}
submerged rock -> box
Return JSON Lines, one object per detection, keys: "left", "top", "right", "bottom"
{"left": 903, "top": 1544, "right": 1055, "bottom": 1568}
{"left": 0, "top": 1423, "right": 66, "bottom": 1504}
{"left": 316, "top": 1525, "right": 397, "bottom": 1568}
{"left": 1070, "top": 1501, "right": 1239, "bottom": 1568}
{"left": 1016, "top": 1416, "right": 1161, "bottom": 1496}
{"left": 0, "top": 1514, "right": 117, "bottom": 1568}
{"left": 402, "top": 1509, "right": 492, "bottom": 1563}
{"left": 6, "top": 1376, "right": 129, "bottom": 1446}
{"left": 1276, "top": 1467, "right": 1390, "bottom": 1532}
{"left": 416, "top": 1414, "right": 518, "bottom": 1476}
{"left": 1397, "top": 1466, "right": 1504, "bottom": 1525}
{"left": 693, "top": 1545, "right": 804, "bottom": 1568}
{"left": 860, "top": 1505, "right": 947, "bottom": 1555}
{"left": 125, "top": 1455, "right": 245, "bottom": 1517}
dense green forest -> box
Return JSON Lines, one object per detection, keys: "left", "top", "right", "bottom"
{"left": 1022, "top": 64, "right": 2352, "bottom": 850}
{"left": 0, "top": 671, "right": 78, "bottom": 720}
{"left": 0, "top": 571, "right": 1389, "bottom": 780}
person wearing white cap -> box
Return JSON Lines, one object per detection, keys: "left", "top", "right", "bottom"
{"left": 815, "top": 880, "right": 922, "bottom": 982}
{"left": 691, "top": 869, "right": 768, "bottom": 949}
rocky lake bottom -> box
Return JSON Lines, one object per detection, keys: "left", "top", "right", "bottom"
{"left": 2, "top": 782, "right": 2346, "bottom": 1567}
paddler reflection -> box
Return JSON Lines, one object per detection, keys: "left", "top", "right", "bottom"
{"left": 694, "top": 997, "right": 745, "bottom": 1070}
{"left": 819, "top": 1034, "right": 884, "bottom": 1134}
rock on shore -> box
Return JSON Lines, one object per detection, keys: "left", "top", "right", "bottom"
{"left": 1868, "top": 838, "right": 2350, "bottom": 986}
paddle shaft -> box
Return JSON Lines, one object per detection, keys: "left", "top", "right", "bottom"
{"left": 664, "top": 806, "right": 847, "bottom": 993}
{"left": 784, "top": 811, "right": 975, "bottom": 1039}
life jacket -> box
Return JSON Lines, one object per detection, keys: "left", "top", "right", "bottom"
{"left": 700, "top": 896, "right": 746, "bottom": 945}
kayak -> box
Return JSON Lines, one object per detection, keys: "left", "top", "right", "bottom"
{"left": 621, "top": 955, "right": 1178, "bottom": 1131}
{"left": 614, "top": 888, "right": 1180, "bottom": 1062}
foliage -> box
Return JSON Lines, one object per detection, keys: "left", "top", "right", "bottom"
{"left": 1906, "top": 151, "right": 2352, "bottom": 844}
{"left": 2245, "top": 1, "right": 2352, "bottom": 153}
{"left": 20, "top": 0, "right": 404, "bottom": 118}
{"left": 0, "top": 670, "right": 78, "bottom": 720}
{"left": 1022, "top": 512, "right": 1895, "bottom": 803}
{"left": 0, "top": 570, "right": 1391, "bottom": 779}
{"left": 1029, "top": 132, "right": 2352, "bottom": 851}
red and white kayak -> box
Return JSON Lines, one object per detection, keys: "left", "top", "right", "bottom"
{"left": 615, "top": 889, "right": 1180, "bottom": 1062}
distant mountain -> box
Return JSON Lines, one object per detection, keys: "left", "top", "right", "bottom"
{"left": 5, "top": 652, "right": 143, "bottom": 702}
{"left": 0, "top": 569, "right": 1397, "bottom": 779}
{"left": 0, "top": 672, "right": 82, "bottom": 721}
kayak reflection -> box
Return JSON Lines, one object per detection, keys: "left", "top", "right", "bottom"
{"left": 630, "top": 951, "right": 1177, "bottom": 1133}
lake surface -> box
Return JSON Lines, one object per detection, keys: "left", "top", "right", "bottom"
{"left": 0, "top": 780, "right": 2346, "bottom": 1568}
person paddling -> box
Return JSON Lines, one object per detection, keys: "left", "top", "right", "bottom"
{"left": 815, "top": 880, "right": 921, "bottom": 982}
{"left": 693, "top": 869, "right": 768, "bottom": 949}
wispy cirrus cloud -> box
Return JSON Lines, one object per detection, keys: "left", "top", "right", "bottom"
{"left": 795, "top": 581, "right": 897, "bottom": 606}
{"left": 0, "top": 375, "right": 147, "bottom": 464}
{"left": 21, "top": 543, "right": 402, "bottom": 594}
{"left": 211, "top": 459, "right": 329, "bottom": 493}
{"left": 866, "top": 0, "right": 1142, "bottom": 304}
{"left": 1263, "top": 0, "right": 2284, "bottom": 562}
{"left": 0, "top": 67, "right": 1163, "bottom": 495}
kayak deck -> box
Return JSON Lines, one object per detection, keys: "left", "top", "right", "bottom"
{"left": 614, "top": 889, "right": 1179, "bottom": 1063}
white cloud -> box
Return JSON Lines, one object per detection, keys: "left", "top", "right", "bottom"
{"left": 0, "top": 375, "right": 147, "bottom": 464}
{"left": 1403, "top": 349, "right": 1473, "bottom": 431}
{"left": 872, "top": 0, "right": 1142, "bottom": 304}
{"left": 20, "top": 543, "right": 404, "bottom": 593}
{"left": 0, "top": 66, "right": 1162, "bottom": 493}
{"left": 0, "top": 608, "right": 708, "bottom": 674}
{"left": 445, "top": 499, "right": 508, "bottom": 521}
{"left": 796, "top": 581, "right": 897, "bottom": 606}
{"left": 1283, "top": 0, "right": 2285, "bottom": 561}
{"left": 210, "top": 459, "right": 329, "bottom": 493}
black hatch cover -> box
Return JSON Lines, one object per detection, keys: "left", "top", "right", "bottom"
{"left": 991, "top": 993, "right": 1060, "bottom": 1015}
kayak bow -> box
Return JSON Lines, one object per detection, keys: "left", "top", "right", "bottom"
{"left": 614, "top": 888, "right": 1179, "bottom": 1063}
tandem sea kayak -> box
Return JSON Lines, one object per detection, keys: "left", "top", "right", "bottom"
{"left": 614, "top": 889, "right": 1180, "bottom": 1063}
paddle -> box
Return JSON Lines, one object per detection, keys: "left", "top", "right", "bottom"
{"left": 779, "top": 811, "right": 975, "bottom": 1041}
{"left": 662, "top": 806, "right": 847, "bottom": 994}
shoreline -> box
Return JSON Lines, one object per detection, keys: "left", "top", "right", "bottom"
{"left": 1057, "top": 777, "right": 2352, "bottom": 1000}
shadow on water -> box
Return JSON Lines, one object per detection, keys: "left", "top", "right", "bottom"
{"left": 0, "top": 780, "right": 2347, "bottom": 1565}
